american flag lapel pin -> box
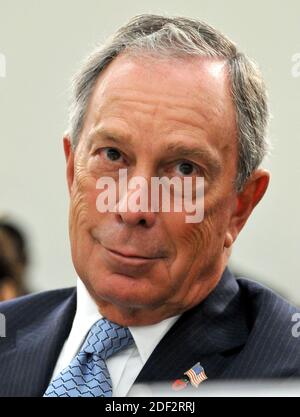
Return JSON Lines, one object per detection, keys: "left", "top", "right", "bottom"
{"left": 184, "top": 362, "right": 208, "bottom": 388}
{"left": 172, "top": 362, "right": 207, "bottom": 391}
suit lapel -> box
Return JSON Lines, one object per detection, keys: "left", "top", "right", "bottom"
{"left": 0, "top": 289, "right": 76, "bottom": 396}
{"left": 135, "top": 267, "right": 249, "bottom": 385}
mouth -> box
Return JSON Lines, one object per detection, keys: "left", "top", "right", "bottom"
{"left": 91, "top": 229, "right": 168, "bottom": 271}
{"left": 102, "top": 245, "right": 165, "bottom": 267}
{"left": 109, "top": 247, "right": 157, "bottom": 259}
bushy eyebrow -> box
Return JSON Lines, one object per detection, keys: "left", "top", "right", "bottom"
{"left": 88, "top": 127, "right": 132, "bottom": 146}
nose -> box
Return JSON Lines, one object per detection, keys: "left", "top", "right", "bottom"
{"left": 115, "top": 182, "right": 156, "bottom": 228}
{"left": 116, "top": 210, "right": 156, "bottom": 227}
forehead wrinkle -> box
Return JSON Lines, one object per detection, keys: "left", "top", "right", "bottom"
{"left": 94, "top": 86, "right": 220, "bottom": 126}
{"left": 96, "top": 103, "right": 216, "bottom": 148}
{"left": 88, "top": 98, "right": 212, "bottom": 146}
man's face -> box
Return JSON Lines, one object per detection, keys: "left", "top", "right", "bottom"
{"left": 65, "top": 54, "right": 243, "bottom": 325}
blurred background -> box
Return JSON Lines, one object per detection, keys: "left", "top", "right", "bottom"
{"left": 0, "top": 0, "right": 299, "bottom": 305}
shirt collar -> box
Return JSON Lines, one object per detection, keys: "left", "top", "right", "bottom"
{"left": 76, "top": 277, "right": 180, "bottom": 364}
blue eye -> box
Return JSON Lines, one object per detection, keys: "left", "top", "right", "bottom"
{"left": 176, "top": 162, "right": 196, "bottom": 176}
{"left": 104, "top": 148, "right": 122, "bottom": 161}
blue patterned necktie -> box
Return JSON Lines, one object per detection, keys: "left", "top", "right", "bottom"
{"left": 44, "top": 318, "right": 134, "bottom": 397}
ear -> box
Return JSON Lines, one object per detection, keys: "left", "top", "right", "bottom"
{"left": 63, "top": 134, "right": 75, "bottom": 195}
{"left": 226, "top": 169, "right": 270, "bottom": 245}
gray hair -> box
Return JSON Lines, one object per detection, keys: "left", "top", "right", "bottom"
{"left": 68, "top": 14, "right": 269, "bottom": 191}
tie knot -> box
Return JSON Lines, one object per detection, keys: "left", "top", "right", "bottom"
{"left": 81, "top": 318, "right": 134, "bottom": 360}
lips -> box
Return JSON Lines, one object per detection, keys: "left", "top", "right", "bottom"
{"left": 101, "top": 245, "right": 164, "bottom": 271}
{"left": 107, "top": 247, "right": 157, "bottom": 260}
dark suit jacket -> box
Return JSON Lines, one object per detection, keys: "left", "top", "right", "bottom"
{"left": 0, "top": 267, "right": 299, "bottom": 396}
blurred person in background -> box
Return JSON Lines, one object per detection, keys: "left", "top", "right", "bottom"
{"left": 0, "top": 217, "right": 29, "bottom": 300}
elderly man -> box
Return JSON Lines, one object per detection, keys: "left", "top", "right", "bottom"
{"left": 0, "top": 14, "right": 299, "bottom": 397}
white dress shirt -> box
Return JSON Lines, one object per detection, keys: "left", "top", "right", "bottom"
{"left": 51, "top": 278, "right": 180, "bottom": 396}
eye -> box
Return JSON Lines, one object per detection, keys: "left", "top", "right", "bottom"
{"left": 103, "top": 147, "right": 122, "bottom": 161}
{"left": 175, "top": 161, "right": 199, "bottom": 176}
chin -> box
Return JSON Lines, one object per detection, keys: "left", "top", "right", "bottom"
{"left": 86, "top": 271, "right": 168, "bottom": 310}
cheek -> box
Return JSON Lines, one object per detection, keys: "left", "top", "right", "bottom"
{"left": 69, "top": 170, "right": 100, "bottom": 241}
{"left": 165, "top": 194, "right": 231, "bottom": 264}
{"left": 163, "top": 200, "right": 216, "bottom": 251}
{"left": 172, "top": 220, "right": 214, "bottom": 272}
